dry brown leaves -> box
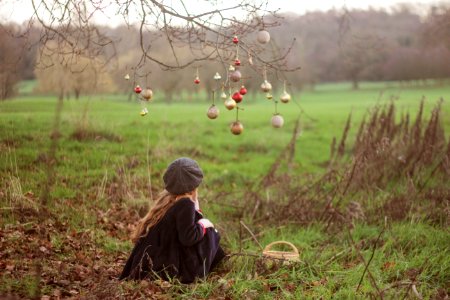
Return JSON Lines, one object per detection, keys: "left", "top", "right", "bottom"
{"left": 0, "top": 202, "right": 154, "bottom": 299}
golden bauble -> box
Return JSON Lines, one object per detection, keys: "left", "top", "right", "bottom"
{"left": 280, "top": 91, "right": 291, "bottom": 103}
{"left": 141, "top": 88, "right": 153, "bottom": 101}
{"left": 224, "top": 98, "right": 237, "bottom": 110}
{"left": 261, "top": 80, "right": 272, "bottom": 93}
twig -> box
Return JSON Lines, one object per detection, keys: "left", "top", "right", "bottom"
{"left": 402, "top": 258, "right": 429, "bottom": 300}
{"left": 239, "top": 219, "right": 243, "bottom": 254}
{"left": 411, "top": 284, "right": 423, "bottom": 300}
{"left": 347, "top": 228, "right": 383, "bottom": 298}
{"left": 242, "top": 229, "right": 267, "bottom": 243}
{"left": 323, "top": 248, "right": 351, "bottom": 266}
{"left": 402, "top": 283, "right": 412, "bottom": 300}
{"left": 239, "top": 221, "right": 263, "bottom": 251}
{"left": 356, "top": 228, "right": 385, "bottom": 292}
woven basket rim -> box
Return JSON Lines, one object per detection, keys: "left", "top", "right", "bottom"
{"left": 262, "top": 241, "right": 301, "bottom": 261}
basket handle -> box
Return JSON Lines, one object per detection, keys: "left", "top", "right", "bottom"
{"left": 263, "top": 241, "right": 299, "bottom": 254}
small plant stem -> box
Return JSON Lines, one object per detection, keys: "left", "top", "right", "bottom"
{"left": 356, "top": 228, "right": 385, "bottom": 292}
{"left": 347, "top": 228, "right": 383, "bottom": 298}
{"left": 239, "top": 221, "right": 263, "bottom": 251}
{"left": 239, "top": 219, "right": 243, "bottom": 254}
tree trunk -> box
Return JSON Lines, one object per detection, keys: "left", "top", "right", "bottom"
{"left": 74, "top": 89, "right": 80, "bottom": 100}
{"left": 352, "top": 79, "right": 359, "bottom": 90}
{"left": 166, "top": 91, "right": 173, "bottom": 104}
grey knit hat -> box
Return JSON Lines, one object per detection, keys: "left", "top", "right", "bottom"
{"left": 163, "top": 157, "right": 204, "bottom": 195}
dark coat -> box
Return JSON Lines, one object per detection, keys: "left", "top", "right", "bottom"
{"left": 119, "top": 198, "right": 225, "bottom": 283}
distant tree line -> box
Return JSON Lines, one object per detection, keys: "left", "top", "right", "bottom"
{"left": 0, "top": 4, "right": 449, "bottom": 100}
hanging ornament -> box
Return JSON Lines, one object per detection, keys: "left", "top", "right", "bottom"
{"left": 229, "top": 65, "right": 235, "bottom": 72}
{"left": 280, "top": 91, "right": 291, "bottom": 103}
{"left": 124, "top": 74, "right": 130, "bottom": 80}
{"left": 140, "top": 107, "right": 148, "bottom": 116}
{"left": 207, "top": 90, "right": 219, "bottom": 119}
{"left": 141, "top": 88, "right": 153, "bottom": 101}
{"left": 207, "top": 105, "right": 219, "bottom": 119}
{"left": 230, "top": 121, "right": 244, "bottom": 135}
{"left": 239, "top": 86, "right": 247, "bottom": 95}
{"left": 261, "top": 80, "right": 272, "bottom": 93}
{"left": 232, "top": 91, "right": 243, "bottom": 103}
{"left": 234, "top": 59, "right": 241, "bottom": 66}
{"left": 230, "top": 106, "right": 244, "bottom": 135}
{"left": 271, "top": 114, "right": 284, "bottom": 128}
{"left": 214, "top": 72, "right": 222, "bottom": 81}
{"left": 230, "top": 70, "right": 242, "bottom": 82}
{"left": 280, "top": 81, "right": 291, "bottom": 103}
{"left": 266, "top": 93, "right": 273, "bottom": 100}
{"left": 224, "top": 98, "right": 237, "bottom": 110}
{"left": 194, "top": 67, "right": 200, "bottom": 84}
{"left": 220, "top": 91, "right": 227, "bottom": 100}
{"left": 134, "top": 85, "right": 142, "bottom": 94}
{"left": 257, "top": 30, "right": 271, "bottom": 44}
{"left": 233, "top": 36, "right": 239, "bottom": 44}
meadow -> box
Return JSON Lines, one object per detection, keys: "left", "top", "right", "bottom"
{"left": 1, "top": 82, "right": 449, "bottom": 299}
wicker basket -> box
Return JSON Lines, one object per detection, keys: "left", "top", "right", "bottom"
{"left": 262, "top": 241, "right": 300, "bottom": 262}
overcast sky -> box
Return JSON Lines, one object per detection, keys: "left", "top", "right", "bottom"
{"left": 1, "top": 0, "right": 448, "bottom": 25}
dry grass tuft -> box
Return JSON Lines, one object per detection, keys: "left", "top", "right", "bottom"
{"left": 242, "top": 100, "right": 449, "bottom": 228}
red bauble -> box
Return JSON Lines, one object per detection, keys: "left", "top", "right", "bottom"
{"left": 239, "top": 86, "right": 247, "bottom": 95}
{"left": 232, "top": 91, "right": 243, "bottom": 103}
{"left": 234, "top": 59, "right": 241, "bottom": 66}
{"left": 232, "top": 36, "right": 239, "bottom": 44}
{"left": 194, "top": 77, "right": 200, "bottom": 84}
{"left": 134, "top": 85, "right": 142, "bottom": 94}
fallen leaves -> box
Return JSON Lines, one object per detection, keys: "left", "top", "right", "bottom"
{"left": 382, "top": 261, "right": 396, "bottom": 270}
{"left": 0, "top": 202, "right": 137, "bottom": 299}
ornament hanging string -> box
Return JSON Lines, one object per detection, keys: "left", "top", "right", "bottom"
{"left": 236, "top": 106, "right": 244, "bottom": 122}
{"left": 268, "top": 36, "right": 317, "bottom": 122}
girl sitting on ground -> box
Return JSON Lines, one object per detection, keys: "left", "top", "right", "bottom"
{"left": 120, "top": 157, "right": 225, "bottom": 283}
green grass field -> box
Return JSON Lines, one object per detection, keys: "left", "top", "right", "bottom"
{"left": 1, "top": 82, "right": 449, "bottom": 298}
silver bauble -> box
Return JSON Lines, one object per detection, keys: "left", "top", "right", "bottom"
{"left": 271, "top": 114, "right": 284, "bottom": 128}
{"left": 207, "top": 105, "right": 219, "bottom": 119}
{"left": 257, "top": 30, "right": 271, "bottom": 44}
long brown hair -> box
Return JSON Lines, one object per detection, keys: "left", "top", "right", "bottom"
{"left": 131, "top": 189, "right": 195, "bottom": 243}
